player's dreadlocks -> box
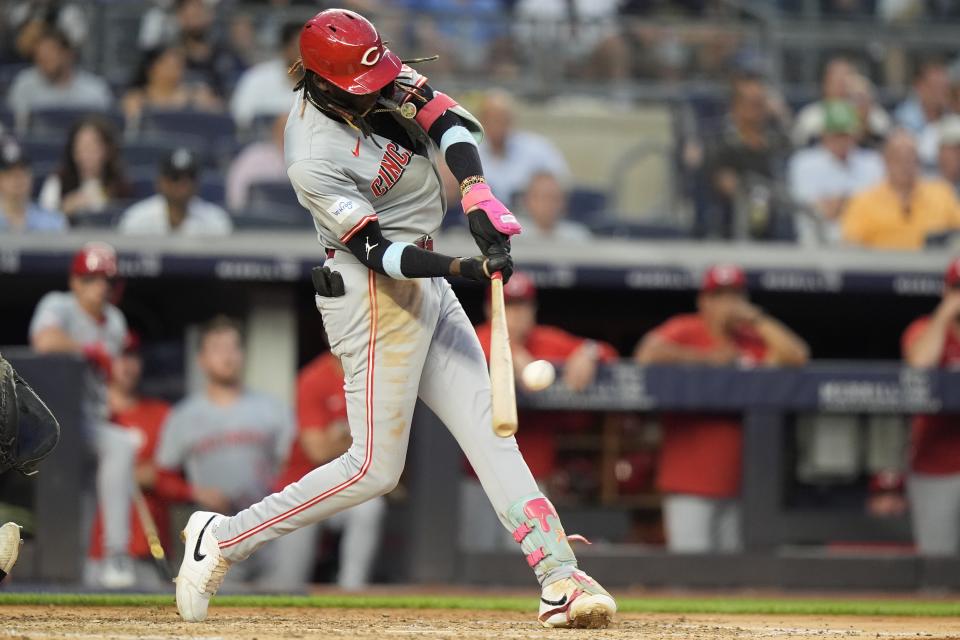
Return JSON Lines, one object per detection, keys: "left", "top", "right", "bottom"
{"left": 289, "top": 56, "right": 438, "bottom": 144}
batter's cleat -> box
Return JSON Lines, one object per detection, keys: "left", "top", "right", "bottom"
{"left": 0, "top": 522, "right": 22, "bottom": 581}
{"left": 538, "top": 570, "right": 617, "bottom": 629}
{"left": 175, "top": 511, "right": 230, "bottom": 622}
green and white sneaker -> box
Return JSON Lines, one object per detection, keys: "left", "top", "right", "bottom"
{"left": 538, "top": 570, "right": 617, "bottom": 629}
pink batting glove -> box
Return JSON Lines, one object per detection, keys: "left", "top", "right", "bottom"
{"left": 461, "top": 183, "right": 522, "bottom": 236}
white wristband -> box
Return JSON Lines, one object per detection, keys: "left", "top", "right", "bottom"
{"left": 383, "top": 242, "right": 412, "bottom": 280}
{"left": 439, "top": 125, "right": 477, "bottom": 156}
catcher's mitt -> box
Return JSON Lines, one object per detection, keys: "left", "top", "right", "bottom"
{"left": 0, "top": 354, "right": 60, "bottom": 476}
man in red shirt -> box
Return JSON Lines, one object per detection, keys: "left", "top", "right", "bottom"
{"left": 266, "top": 351, "right": 385, "bottom": 590}
{"left": 635, "top": 264, "right": 809, "bottom": 553}
{"left": 87, "top": 334, "right": 171, "bottom": 589}
{"left": 902, "top": 256, "right": 960, "bottom": 556}
{"left": 469, "top": 272, "right": 618, "bottom": 550}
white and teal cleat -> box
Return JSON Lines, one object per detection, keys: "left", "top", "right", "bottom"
{"left": 538, "top": 570, "right": 617, "bottom": 629}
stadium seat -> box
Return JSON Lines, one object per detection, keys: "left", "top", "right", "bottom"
{"left": 590, "top": 219, "right": 690, "bottom": 240}
{"left": 0, "top": 108, "right": 13, "bottom": 134}
{"left": 567, "top": 187, "right": 609, "bottom": 226}
{"left": 247, "top": 181, "right": 301, "bottom": 212}
{"left": 199, "top": 175, "right": 226, "bottom": 205}
{"left": 237, "top": 113, "right": 283, "bottom": 143}
{"left": 21, "top": 138, "right": 62, "bottom": 179}
{"left": 925, "top": 230, "right": 959, "bottom": 248}
{"left": 27, "top": 108, "right": 125, "bottom": 138}
{"left": 69, "top": 207, "right": 126, "bottom": 230}
{"left": 128, "top": 172, "right": 225, "bottom": 204}
{"left": 122, "top": 140, "right": 183, "bottom": 172}
{"left": 138, "top": 110, "right": 236, "bottom": 158}
{"left": 233, "top": 208, "right": 314, "bottom": 230}
{"left": 129, "top": 173, "right": 156, "bottom": 199}
{"left": 0, "top": 63, "right": 28, "bottom": 106}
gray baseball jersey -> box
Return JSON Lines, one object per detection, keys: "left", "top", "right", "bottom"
{"left": 156, "top": 391, "right": 295, "bottom": 507}
{"left": 29, "top": 291, "right": 127, "bottom": 354}
{"left": 28, "top": 291, "right": 127, "bottom": 423}
{"left": 214, "top": 72, "right": 580, "bottom": 590}
{"left": 284, "top": 80, "right": 445, "bottom": 250}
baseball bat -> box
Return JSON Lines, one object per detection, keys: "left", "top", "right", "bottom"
{"left": 132, "top": 486, "right": 172, "bottom": 581}
{"left": 489, "top": 272, "right": 519, "bottom": 438}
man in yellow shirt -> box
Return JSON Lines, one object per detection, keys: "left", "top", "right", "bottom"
{"left": 841, "top": 129, "right": 960, "bottom": 249}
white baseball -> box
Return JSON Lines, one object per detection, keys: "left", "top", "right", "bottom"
{"left": 521, "top": 359, "right": 556, "bottom": 392}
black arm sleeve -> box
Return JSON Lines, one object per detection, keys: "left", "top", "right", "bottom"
{"left": 343, "top": 219, "right": 456, "bottom": 279}
{"left": 417, "top": 83, "right": 484, "bottom": 184}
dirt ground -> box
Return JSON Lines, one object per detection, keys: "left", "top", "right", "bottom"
{"left": 2, "top": 606, "right": 959, "bottom": 640}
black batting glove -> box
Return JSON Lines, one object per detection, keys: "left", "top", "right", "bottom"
{"left": 467, "top": 209, "right": 511, "bottom": 257}
{"left": 312, "top": 266, "right": 345, "bottom": 297}
{"left": 458, "top": 253, "right": 513, "bottom": 284}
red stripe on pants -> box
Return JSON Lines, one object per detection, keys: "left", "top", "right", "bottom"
{"left": 219, "top": 270, "right": 378, "bottom": 549}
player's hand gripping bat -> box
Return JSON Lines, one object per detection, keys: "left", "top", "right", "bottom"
{"left": 489, "top": 272, "right": 519, "bottom": 438}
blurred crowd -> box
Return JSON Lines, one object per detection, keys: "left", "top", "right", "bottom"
{"left": 2, "top": 2, "right": 960, "bottom": 246}
{"left": 685, "top": 57, "right": 960, "bottom": 248}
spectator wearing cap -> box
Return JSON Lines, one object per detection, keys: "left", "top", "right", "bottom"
{"left": 902, "top": 257, "right": 960, "bottom": 555}
{"left": 226, "top": 113, "right": 287, "bottom": 212}
{"left": 788, "top": 101, "right": 884, "bottom": 243}
{"left": 30, "top": 242, "right": 141, "bottom": 588}
{"left": 477, "top": 90, "right": 570, "bottom": 205}
{"left": 518, "top": 172, "right": 592, "bottom": 242}
{"left": 842, "top": 129, "right": 960, "bottom": 250}
{"left": 0, "top": 138, "right": 67, "bottom": 233}
{"left": 6, "top": 28, "right": 112, "bottom": 117}
{"left": 936, "top": 116, "right": 960, "bottom": 195}
{"left": 634, "top": 265, "right": 809, "bottom": 553}
{"left": 230, "top": 21, "right": 302, "bottom": 129}
{"left": 792, "top": 57, "right": 891, "bottom": 148}
{"left": 466, "top": 272, "right": 617, "bottom": 551}
{"left": 118, "top": 149, "right": 232, "bottom": 236}
{"left": 87, "top": 333, "right": 173, "bottom": 589}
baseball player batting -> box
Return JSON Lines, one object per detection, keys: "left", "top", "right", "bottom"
{"left": 175, "top": 8, "right": 616, "bottom": 629}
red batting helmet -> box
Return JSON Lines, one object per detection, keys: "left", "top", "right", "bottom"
{"left": 71, "top": 241, "right": 117, "bottom": 278}
{"left": 299, "top": 9, "right": 402, "bottom": 95}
